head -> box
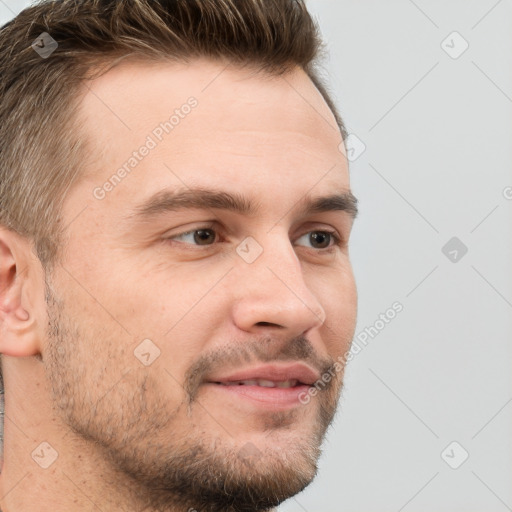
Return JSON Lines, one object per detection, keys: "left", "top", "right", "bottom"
{"left": 0, "top": 1, "right": 357, "bottom": 511}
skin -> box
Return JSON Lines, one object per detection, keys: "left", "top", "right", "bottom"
{"left": 0, "top": 58, "right": 357, "bottom": 511}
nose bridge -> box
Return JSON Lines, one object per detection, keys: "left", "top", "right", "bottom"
{"left": 231, "top": 231, "right": 326, "bottom": 331}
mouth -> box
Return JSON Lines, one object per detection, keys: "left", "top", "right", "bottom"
{"left": 204, "top": 363, "right": 319, "bottom": 409}
{"left": 214, "top": 379, "right": 301, "bottom": 388}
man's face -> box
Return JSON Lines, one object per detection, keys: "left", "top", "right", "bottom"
{"left": 43, "top": 59, "right": 357, "bottom": 511}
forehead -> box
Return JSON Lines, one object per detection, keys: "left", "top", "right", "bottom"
{"left": 70, "top": 59, "right": 349, "bottom": 221}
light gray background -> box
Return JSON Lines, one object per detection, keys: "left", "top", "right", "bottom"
{"left": 1, "top": 1, "right": 511, "bottom": 511}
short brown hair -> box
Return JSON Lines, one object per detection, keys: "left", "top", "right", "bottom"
{"left": 0, "top": 0, "right": 346, "bottom": 271}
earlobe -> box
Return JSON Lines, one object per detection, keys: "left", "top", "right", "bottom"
{"left": 0, "top": 229, "right": 41, "bottom": 358}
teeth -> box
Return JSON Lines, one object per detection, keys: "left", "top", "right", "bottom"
{"left": 257, "top": 379, "right": 276, "bottom": 388}
{"left": 240, "top": 380, "right": 258, "bottom": 386}
{"left": 220, "top": 379, "right": 298, "bottom": 388}
{"left": 276, "top": 379, "right": 298, "bottom": 388}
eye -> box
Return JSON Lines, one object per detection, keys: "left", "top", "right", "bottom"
{"left": 168, "top": 228, "right": 218, "bottom": 246}
{"left": 295, "top": 230, "right": 341, "bottom": 250}
{"left": 165, "top": 226, "right": 342, "bottom": 251}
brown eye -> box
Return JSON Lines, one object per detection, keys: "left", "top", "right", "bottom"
{"left": 168, "top": 228, "right": 218, "bottom": 246}
{"left": 296, "top": 230, "right": 339, "bottom": 250}
{"left": 309, "top": 232, "right": 331, "bottom": 249}
{"left": 193, "top": 229, "right": 216, "bottom": 245}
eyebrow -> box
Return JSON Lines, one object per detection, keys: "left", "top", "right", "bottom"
{"left": 124, "top": 186, "right": 358, "bottom": 223}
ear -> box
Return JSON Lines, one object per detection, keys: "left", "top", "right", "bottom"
{"left": 0, "top": 227, "right": 42, "bottom": 357}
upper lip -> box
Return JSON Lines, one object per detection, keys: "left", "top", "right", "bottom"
{"left": 207, "top": 363, "right": 320, "bottom": 386}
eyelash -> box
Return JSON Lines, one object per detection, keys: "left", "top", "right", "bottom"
{"left": 164, "top": 225, "right": 344, "bottom": 252}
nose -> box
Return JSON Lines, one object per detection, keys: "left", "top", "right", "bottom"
{"left": 231, "top": 234, "right": 327, "bottom": 337}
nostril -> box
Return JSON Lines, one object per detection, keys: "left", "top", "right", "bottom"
{"left": 255, "top": 321, "right": 280, "bottom": 327}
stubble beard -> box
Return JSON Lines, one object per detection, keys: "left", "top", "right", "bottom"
{"left": 42, "top": 278, "right": 344, "bottom": 512}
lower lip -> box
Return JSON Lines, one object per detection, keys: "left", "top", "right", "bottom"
{"left": 205, "top": 382, "right": 312, "bottom": 409}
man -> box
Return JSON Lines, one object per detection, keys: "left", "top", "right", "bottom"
{"left": 0, "top": 1, "right": 357, "bottom": 511}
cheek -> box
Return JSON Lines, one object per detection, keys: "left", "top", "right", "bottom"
{"left": 104, "top": 255, "right": 230, "bottom": 339}
{"left": 318, "top": 266, "right": 357, "bottom": 356}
